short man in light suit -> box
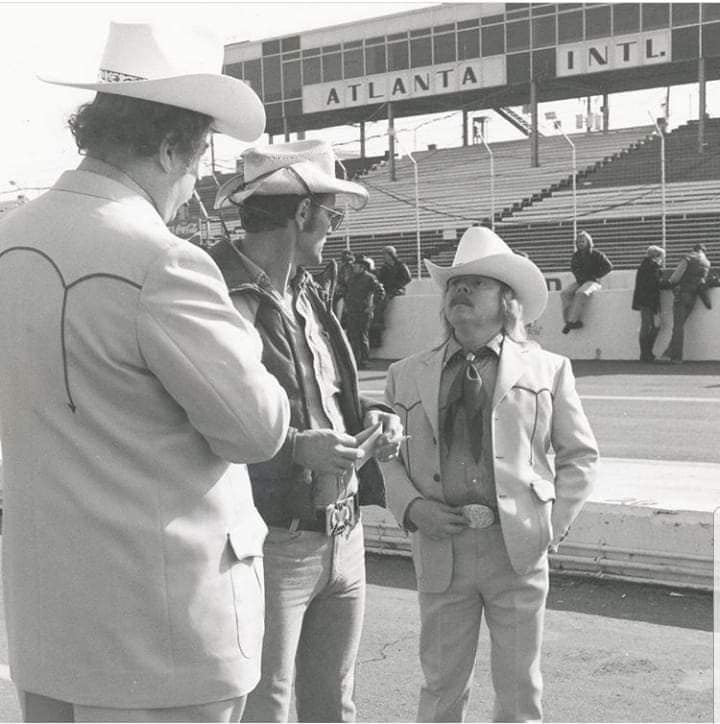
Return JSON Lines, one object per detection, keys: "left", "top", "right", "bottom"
{"left": 0, "top": 21, "right": 290, "bottom": 723}
{"left": 382, "top": 226, "right": 598, "bottom": 722}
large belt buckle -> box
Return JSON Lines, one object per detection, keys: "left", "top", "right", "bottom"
{"left": 462, "top": 504, "right": 496, "bottom": 529}
{"left": 324, "top": 495, "right": 357, "bottom": 536}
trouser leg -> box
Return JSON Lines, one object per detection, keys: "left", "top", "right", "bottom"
{"left": 638, "top": 307, "right": 657, "bottom": 360}
{"left": 663, "top": 292, "right": 695, "bottom": 361}
{"left": 567, "top": 289, "right": 589, "bottom": 324}
{"left": 416, "top": 532, "right": 483, "bottom": 723}
{"left": 243, "top": 529, "right": 329, "bottom": 723}
{"left": 295, "top": 524, "right": 366, "bottom": 723}
{"left": 481, "top": 554, "right": 548, "bottom": 724}
{"left": 559, "top": 283, "right": 578, "bottom": 322}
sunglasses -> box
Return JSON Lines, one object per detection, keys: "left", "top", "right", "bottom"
{"left": 311, "top": 202, "right": 345, "bottom": 232}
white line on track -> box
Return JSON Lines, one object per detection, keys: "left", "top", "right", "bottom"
{"left": 360, "top": 389, "right": 720, "bottom": 403}
{"left": 0, "top": 664, "right": 10, "bottom": 681}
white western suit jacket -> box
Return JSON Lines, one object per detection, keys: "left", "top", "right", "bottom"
{"left": 0, "top": 159, "right": 290, "bottom": 707}
{"left": 383, "top": 336, "right": 598, "bottom": 593}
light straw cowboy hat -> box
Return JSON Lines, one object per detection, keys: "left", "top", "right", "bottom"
{"left": 214, "top": 140, "right": 369, "bottom": 211}
{"left": 425, "top": 226, "right": 548, "bottom": 322}
{"left": 38, "top": 21, "right": 265, "bottom": 142}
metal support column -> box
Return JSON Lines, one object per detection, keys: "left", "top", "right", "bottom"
{"left": 602, "top": 93, "right": 609, "bottom": 132}
{"left": 698, "top": 56, "right": 706, "bottom": 155}
{"left": 360, "top": 121, "right": 366, "bottom": 159}
{"left": 388, "top": 103, "right": 396, "bottom": 182}
{"left": 530, "top": 80, "right": 539, "bottom": 167}
{"left": 462, "top": 109, "right": 469, "bottom": 146}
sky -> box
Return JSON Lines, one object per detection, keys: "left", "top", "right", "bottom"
{"left": 1, "top": 1, "right": 718, "bottom": 199}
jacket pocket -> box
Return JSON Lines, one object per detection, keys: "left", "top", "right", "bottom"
{"left": 529, "top": 479, "right": 555, "bottom": 556}
{"left": 227, "top": 514, "right": 268, "bottom": 659}
{"left": 530, "top": 478, "right": 556, "bottom": 502}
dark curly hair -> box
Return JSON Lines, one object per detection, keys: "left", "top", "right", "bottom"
{"left": 68, "top": 92, "right": 213, "bottom": 162}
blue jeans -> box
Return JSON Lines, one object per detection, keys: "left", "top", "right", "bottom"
{"left": 242, "top": 522, "right": 365, "bottom": 723}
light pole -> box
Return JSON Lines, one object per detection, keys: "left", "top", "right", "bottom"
{"left": 389, "top": 129, "right": 422, "bottom": 280}
{"left": 335, "top": 158, "right": 352, "bottom": 251}
{"left": 478, "top": 131, "right": 495, "bottom": 230}
{"left": 553, "top": 120, "right": 577, "bottom": 242}
{"left": 648, "top": 111, "right": 667, "bottom": 256}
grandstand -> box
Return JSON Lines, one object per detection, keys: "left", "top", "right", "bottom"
{"left": 194, "top": 118, "right": 720, "bottom": 277}
{"left": 186, "top": 2, "right": 720, "bottom": 279}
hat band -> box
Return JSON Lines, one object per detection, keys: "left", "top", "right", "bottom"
{"left": 98, "top": 68, "right": 147, "bottom": 83}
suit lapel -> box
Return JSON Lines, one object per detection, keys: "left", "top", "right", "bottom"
{"left": 492, "top": 337, "right": 529, "bottom": 409}
{"left": 416, "top": 346, "right": 445, "bottom": 440}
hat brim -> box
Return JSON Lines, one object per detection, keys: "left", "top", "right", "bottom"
{"left": 425, "top": 253, "right": 549, "bottom": 323}
{"left": 39, "top": 73, "right": 266, "bottom": 142}
{"left": 213, "top": 160, "right": 369, "bottom": 211}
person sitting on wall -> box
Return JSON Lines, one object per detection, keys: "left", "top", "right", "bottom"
{"left": 560, "top": 230, "right": 613, "bottom": 334}
{"left": 632, "top": 245, "right": 666, "bottom": 362}
{"left": 371, "top": 245, "right": 412, "bottom": 348}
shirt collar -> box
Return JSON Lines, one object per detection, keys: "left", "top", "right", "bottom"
{"left": 443, "top": 332, "right": 504, "bottom": 367}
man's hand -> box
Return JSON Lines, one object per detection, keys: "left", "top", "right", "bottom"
{"left": 406, "top": 498, "right": 468, "bottom": 540}
{"left": 293, "top": 429, "right": 363, "bottom": 475}
{"left": 363, "top": 409, "right": 404, "bottom": 462}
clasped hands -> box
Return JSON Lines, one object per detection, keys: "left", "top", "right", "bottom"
{"left": 292, "top": 409, "right": 404, "bottom": 476}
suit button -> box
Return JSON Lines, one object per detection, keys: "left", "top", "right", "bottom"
{"left": 433, "top": 473, "right": 441, "bottom": 482}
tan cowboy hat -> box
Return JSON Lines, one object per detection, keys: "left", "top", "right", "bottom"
{"left": 38, "top": 21, "right": 265, "bottom": 142}
{"left": 425, "top": 226, "right": 548, "bottom": 322}
{"left": 214, "top": 139, "right": 369, "bottom": 211}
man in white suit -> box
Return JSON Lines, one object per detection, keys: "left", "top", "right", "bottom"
{"left": 382, "top": 226, "right": 598, "bottom": 722}
{"left": 0, "top": 21, "right": 290, "bottom": 723}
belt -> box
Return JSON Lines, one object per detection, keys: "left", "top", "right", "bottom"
{"left": 269, "top": 494, "right": 360, "bottom": 537}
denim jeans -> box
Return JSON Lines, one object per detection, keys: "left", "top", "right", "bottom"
{"left": 663, "top": 291, "right": 698, "bottom": 361}
{"left": 417, "top": 526, "right": 548, "bottom": 723}
{"left": 242, "top": 522, "right": 365, "bottom": 723}
{"left": 345, "top": 312, "right": 372, "bottom": 366}
{"left": 560, "top": 281, "right": 602, "bottom": 323}
{"left": 637, "top": 307, "right": 660, "bottom": 361}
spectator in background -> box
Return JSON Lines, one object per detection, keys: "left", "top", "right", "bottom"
{"left": 632, "top": 245, "right": 666, "bottom": 362}
{"left": 560, "top": 230, "right": 613, "bottom": 333}
{"left": 659, "top": 243, "right": 712, "bottom": 364}
{"left": 333, "top": 249, "right": 355, "bottom": 315}
{"left": 344, "top": 254, "right": 385, "bottom": 369}
{"left": 371, "top": 245, "right": 412, "bottom": 348}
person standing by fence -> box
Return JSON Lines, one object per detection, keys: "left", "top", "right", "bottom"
{"left": 632, "top": 245, "right": 666, "bottom": 362}
{"left": 659, "top": 243, "right": 711, "bottom": 364}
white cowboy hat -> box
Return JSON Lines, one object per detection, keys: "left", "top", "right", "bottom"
{"left": 214, "top": 139, "right": 369, "bottom": 211}
{"left": 425, "top": 226, "right": 548, "bottom": 322}
{"left": 38, "top": 21, "right": 265, "bottom": 142}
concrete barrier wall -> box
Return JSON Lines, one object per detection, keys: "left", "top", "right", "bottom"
{"left": 374, "top": 279, "right": 720, "bottom": 361}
